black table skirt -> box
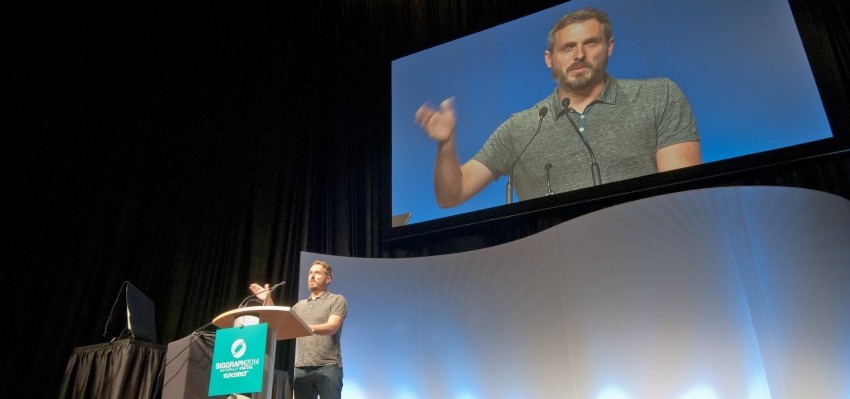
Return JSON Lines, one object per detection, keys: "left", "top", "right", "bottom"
{"left": 60, "top": 339, "right": 166, "bottom": 399}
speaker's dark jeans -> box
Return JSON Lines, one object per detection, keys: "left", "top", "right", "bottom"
{"left": 293, "top": 365, "right": 342, "bottom": 399}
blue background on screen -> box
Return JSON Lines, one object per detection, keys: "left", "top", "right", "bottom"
{"left": 391, "top": 0, "right": 831, "bottom": 224}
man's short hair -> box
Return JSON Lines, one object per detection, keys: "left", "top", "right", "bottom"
{"left": 547, "top": 7, "right": 613, "bottom": 53}
{"left": 312, "top": 260, "right": 332, "bottom": 276}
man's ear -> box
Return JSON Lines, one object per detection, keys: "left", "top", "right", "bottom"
{"left": 544, "top": 50, "right": 553, "bottom": 69}
{"left": 607, "top": 37, "right": 614, "bottom": 57}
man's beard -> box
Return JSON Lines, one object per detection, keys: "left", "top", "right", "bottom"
{"left": 553, "top": 60, "right": 606, "bottom": 91}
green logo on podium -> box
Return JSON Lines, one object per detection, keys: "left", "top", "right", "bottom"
{"left": 209, "top": 323, "right": 267, "bottom": 395}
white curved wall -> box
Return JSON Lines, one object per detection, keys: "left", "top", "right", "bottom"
{"left": 300, "top": 187, "right": 850, "bottom": 398}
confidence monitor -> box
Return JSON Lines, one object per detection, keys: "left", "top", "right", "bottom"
{"left": 391, "top": 212, "right": 412, "bottom": 227}
{"left": 391, "top": 0, "right": 842, "bottom": 227}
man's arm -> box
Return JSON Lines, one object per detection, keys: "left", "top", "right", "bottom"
{"left": 434, "top": 138, "right": 494, "bottom": 207}
{"left": 309, "top": 314, "right": 344, "bottom": 336}
{"left": 656, "top": 140, "right": 702, "bottom": 172}
{"left": 416, "top": 98, "right": 494, "bottom": 207}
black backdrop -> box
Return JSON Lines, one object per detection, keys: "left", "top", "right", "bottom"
{"left": 7, "top": 1, "right": 848, "bottom": 397}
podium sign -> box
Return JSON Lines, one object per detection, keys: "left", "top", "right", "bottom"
{"left": 208, "top": 323, "right": 268, "bottom": 396}
{"left": 211, "top": 306, "right": 313, "bottom": 399}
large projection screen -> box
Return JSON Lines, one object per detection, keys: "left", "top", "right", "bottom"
{"left": 391, "top": 0, "right": 833, "bottom": 225}
{"left": 300, "top": 187, "right": 850, "bottom": 398}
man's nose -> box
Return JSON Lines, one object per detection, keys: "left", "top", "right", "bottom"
{"left": 574, "top": 45, "right": 585, "bottom": 60}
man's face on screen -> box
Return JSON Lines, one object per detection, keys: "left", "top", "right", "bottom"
{"left": 546, "top": 19, "right": 613, "bottom": 92}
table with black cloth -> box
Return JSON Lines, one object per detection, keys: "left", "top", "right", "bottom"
{"left": 60, "top": 339, "right": 166, "bottom": 399}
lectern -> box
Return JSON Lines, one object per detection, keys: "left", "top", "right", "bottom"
{"left": 212, "top": 306, "right": 312, "bottom": 399}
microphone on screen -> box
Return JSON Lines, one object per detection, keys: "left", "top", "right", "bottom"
{"left": 561, "top": 98, "right": 601, "bottom": 186}
{"left": 506, "top": 106, "right": 549, "bottom": 204}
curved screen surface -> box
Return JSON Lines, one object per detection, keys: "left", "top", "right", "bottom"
{"left": 304, "top": 187, "right": 850, "bottom": 398}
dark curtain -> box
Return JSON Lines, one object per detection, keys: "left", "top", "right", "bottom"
{"left": 12, "top": 3, "right": 389, "bottom": 396}
{"left": 7, "top": 0, "right": 848, "bottom": 397}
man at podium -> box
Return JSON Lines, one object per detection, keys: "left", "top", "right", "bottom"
{"left": 250, "top": 260, "right": 348, "bottom": 399}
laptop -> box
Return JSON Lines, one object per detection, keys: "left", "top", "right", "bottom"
{"left": 103, "top": 281, "right": 157, "bottom": 342}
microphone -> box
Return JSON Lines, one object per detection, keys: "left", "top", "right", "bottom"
{"left": 238, "top": 280, "right": 287, "bottom": 308}
{"left": 561, "top": 98, "right": 601, "bottom": 186}
{"left": 544, "top": 163, "right": 554, "bottom": 196}
{"left": 506, "top": 106, "right": 548, "bottom": 204}
{"left": 262, "top": 280, "right": 286, "bottom": 306}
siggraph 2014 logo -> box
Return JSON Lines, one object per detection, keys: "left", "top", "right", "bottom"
{"left": 230, "top": 338, "right": 247, "bottom": 358}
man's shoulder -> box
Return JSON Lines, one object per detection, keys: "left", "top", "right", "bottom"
{"left": 611, "top": 77, "right": 685, "bottom": 103}
{"left": 324, "top": 291, "right": 347, "bottom": 302}
{"left": 324, "top": 291, "right": 348, "bottom": 318}
{"left": 615, "top": 77, "right": 676, "bottom": 91}
{"left": 506, "top": 94, "right": 554, "bottom": 122}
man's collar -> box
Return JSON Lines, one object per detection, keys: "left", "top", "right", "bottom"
{"left": 550, "top": 75, "right": 618, "bottom": 118}
{"left": 596, "top": 75, "right": 617, "bottom": 104}
{"left": 308, "top": 290, "right": 330, "bottom": 301}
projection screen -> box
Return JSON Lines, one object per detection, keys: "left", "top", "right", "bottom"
{"left": 391, "top": 0, "right": 833, "bottom": 225}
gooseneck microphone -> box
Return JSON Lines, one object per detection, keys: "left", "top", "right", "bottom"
{"left": 238, "top": 280, "right": 287, "bottom": 308}
{"left": 262, "top": 280, "right": 286, "bottom": 306}
{"left": 506, "top": 106, "right": 548, "bottom": 204}
{"left": 561, "top": 98, "right": 602, "bottom": 186}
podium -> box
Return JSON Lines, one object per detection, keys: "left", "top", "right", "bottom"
{"left": 211, "top": 306, "right": 312, "bottom": 399}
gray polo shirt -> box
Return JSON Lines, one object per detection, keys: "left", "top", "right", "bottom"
{"left": 291, "top": 290, "right": 347, "bottom": 368}
{"left": 472, "top": 76, "right": 700, "bottom": 200}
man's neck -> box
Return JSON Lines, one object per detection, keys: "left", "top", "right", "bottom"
{"left": 309, "top": 289, "right": 326, "bottom": 300}
{"left": 559, "top": 78, "right": 607, "bottom": 114}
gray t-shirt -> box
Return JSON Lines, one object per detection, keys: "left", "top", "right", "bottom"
{"left": 291, "top": 290, "right": 347, "bottom": 368}
{"left": 472, "top": 76, "right": 700, "bottom": 200}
